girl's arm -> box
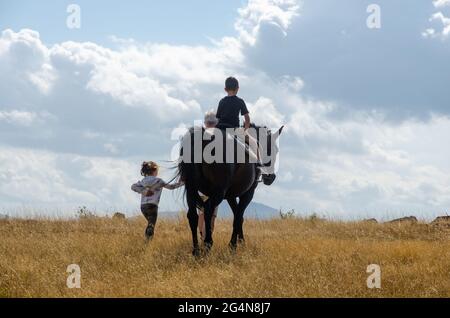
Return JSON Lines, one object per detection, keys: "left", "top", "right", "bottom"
{"left": 163, "top": 181, "right": 184, "bottom": 190}
{"left": 131, "top": 180, "right": 146, "bottom": 194}
{"left": 138, "top": 178, "right": 184, "bottom": 193}
{"left": 132, "top": 179, "right": 165, "bottom": 196}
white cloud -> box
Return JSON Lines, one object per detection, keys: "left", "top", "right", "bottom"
{"left": 424, "top": 1, "right": 450, "bottom": 39}
{"left": 278, "top": 75, "right": 304, "bottom": 92}
{"left": 272, "top": 110, "right": 450, "bottom": 217}
{"left": 434, "top": 0, "right": 450, "bottom": 8}
{"left": 422, "top": 28, "right": 436, "bottom": 38}
{"left": 0, "top": 147, "right": 100, "bottom": 205}
{"left": 103, "top": 143, "right": 119, "bottom": 155}
{"left": 0, "top": 29, "right": 56, "bottom": 95}
{"left": 278, "top": 171, "right": 294, "bottom": 182}
{"left": 49, "top": 40, "right": 203, "bottom": 121}
{"left": 0, "top": 110, "right": 54, "bottom": 126}
{"left": 247, "top": 96, "right": 285, "bottom": 128}
{"left": 235, "top": 0, "right": 300, "bottom": 45}
{"left": 430, "top": 12, "right": 450, "bottom": 38}
{"left": 287, "top": 98, "right": 339, "bottom": 139}
{"left": 0, "top": 110, "right": 37, "bottom": 126}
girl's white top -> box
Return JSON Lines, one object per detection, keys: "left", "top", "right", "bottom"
{"left": 131, "top": 176, "right": 183, "bottom": 206}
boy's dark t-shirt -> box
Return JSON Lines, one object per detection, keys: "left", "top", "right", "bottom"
{"left": 216, "top": 96, "right": 249, "bottom": 128}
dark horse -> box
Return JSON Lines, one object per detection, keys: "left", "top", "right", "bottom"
{"left": 177, "top": 124, "right": 284, "bottom": 255}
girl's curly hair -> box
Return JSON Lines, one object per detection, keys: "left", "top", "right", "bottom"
{"left": 141, "top": 161, "right": 159, "bottom": 176}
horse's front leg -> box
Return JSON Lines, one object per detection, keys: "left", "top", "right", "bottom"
{"left": 227, "top": 197, "right": 239, "bottom": 249}
{"left": 236, "top": 187, "right": 256, "bottom": 244}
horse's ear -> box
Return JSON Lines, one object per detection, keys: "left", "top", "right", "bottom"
{"left": 277, "top": 125, "right": 285, "bottom": 136}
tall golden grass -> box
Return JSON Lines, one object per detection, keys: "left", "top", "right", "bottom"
{"left": 1, "top": 215, "right": 450, "bottom": 297}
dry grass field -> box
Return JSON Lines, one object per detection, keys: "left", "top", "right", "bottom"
{"left": 1, "top": 215, "right": 450, "bottom": 298}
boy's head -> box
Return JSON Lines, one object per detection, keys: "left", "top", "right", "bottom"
{"left": 225, "top": 77, "right": 239, "bottom": 95}
{"left": 141, "top": 161, "right": 159, "bottom": 176}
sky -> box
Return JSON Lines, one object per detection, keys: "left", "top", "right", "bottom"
{"left": 0, "top": 0, "right": 243, "bottom": 45}
{"left": 1, "top": 0, "right": 450, "bottom": 220}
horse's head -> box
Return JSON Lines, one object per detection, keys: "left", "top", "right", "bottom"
{"left": 248, "top": 124, "right": 284, "bottom": 184}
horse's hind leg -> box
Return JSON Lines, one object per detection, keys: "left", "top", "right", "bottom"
{"left": 204, "top": 193, "right": 224, "bottom": 251}
{"left": 186, "top": 190, "right": 200, "bottom": 256}
{"left": 203, "top": 199, "right": 214, "bottom": 251}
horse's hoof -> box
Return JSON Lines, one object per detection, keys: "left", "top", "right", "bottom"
{"left": 237, "top": 238, "right": 246, "bottom": 246}
{"left": 228, "top": 242, "right": 237, "bottom": 251}
{"left": 204, "top": 242, "right": 213, "bottom": 252}
{"left": 192, "top": 248, "right": 201, "bottom": 257}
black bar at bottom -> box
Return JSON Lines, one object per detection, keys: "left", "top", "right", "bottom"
{"left": 0, "top": 298, "right": 447, "bottom": 315}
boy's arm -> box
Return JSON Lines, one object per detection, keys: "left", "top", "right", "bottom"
{"left": 241, "top": 100, "right": 250, "bottom": 130}
{"left": 243, "top": 113, "right": 250, "bottom": 130}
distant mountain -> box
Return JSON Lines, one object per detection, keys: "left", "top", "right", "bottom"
{"left": 159, "top": 201, "right": 279, "bottom": 220}
{"left": 218, "top": 201, "right": 279, "bottom": 219}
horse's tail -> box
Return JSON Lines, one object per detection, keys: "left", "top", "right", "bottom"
{"left": 177, "top": 161, "right": 203, "bottom": 210}
{"left": 177, "top": 127, "right": 204, "bottom": 210}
